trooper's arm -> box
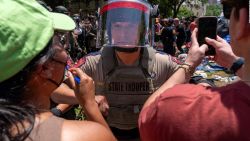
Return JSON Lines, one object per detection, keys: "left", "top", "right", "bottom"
{"left": 51, "top": 103, "right": 73, "bottom": 117}
{"left": 51, "top": 83, "right": 109, "bottom": 116}
{"left": 51, "top": 83, "right": 79, "bottom": 104}
{"left": 143, "top": 28, "right": 208, "bottom": 108}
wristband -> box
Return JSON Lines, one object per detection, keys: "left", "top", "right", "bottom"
{"left": 178, "top": 62, "right": 195, "bottom": 75}
{"left": 51, "top": 107, "right": 63, "bottom": 117}
{"left": 230, "top": 57, "right": 245, "bottom": 74}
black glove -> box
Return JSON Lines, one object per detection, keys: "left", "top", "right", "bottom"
{"left": 51, "top": 107, "right": 63, "bottom": 117}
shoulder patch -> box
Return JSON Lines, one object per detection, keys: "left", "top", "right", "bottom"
{"left": 155, "top": 50, "right": 182, "bottom": 64}
{"left": 73, "top": 57, "right": 86, "bottom": 68}
{"left": 170, "top": 56, "right": 182, "bottom": 64}
{"left": 66, "top": 57, "right": 75, "bottom": 68}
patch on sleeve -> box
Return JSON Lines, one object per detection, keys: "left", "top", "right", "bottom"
{"left": 66, "top": 57, "right": 74, "bottom": 68}
{"left": 73, "top": 57, "right": 86, "bottom": 68}
{"left": 170, "top": 56, "right": 182, "bottom": 64}
{"left": 71, "top": 51, "right": 101, "bottom": 68}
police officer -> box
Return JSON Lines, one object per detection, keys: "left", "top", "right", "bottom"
{"left": 52, "top": 0, "right": 180, "bottom": 140}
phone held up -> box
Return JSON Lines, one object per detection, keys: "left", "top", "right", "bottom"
{"left": 197, "top": 16, "right": 217, "bottom": 56}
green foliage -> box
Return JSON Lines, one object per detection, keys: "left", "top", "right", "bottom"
{"left": 74, "top": 105, "right": 86, "bottom": 120}
{"left": 199, "top": 0, "right": 208, "bottom": 5}
{"left": 177, "top": 6, "right": 194, "bottom": 18}
{"left": 205, "top": 4, "right": 222, "bottom": 16}
{"left": 150, "top": 0, "right": 208, "bottom": 18}
{"left": 148, "top": 0, "right": 160, "bottom": 4}
{"left": 158, "top": 0, "right": 172, "bottom": 17}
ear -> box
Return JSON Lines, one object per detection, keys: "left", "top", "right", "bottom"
{"left": 37, "top": 62, "right": 52, "bottom": 79}
{"left": 235, "top": 8, "right": 249, "bottom": 40}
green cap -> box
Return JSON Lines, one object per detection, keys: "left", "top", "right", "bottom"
{"left": 0, "top": 0, "right": 76, "bottom": 82}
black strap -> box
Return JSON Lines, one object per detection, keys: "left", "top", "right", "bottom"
{"left": 51, "top": 107, "right": 63, "bottom": 117}
{"left": 230, "top": 57, "right": 245, "bottom": 74}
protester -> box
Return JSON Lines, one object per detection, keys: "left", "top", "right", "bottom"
{"left": 154, "top": 17, "right": 162, "bottom": 43}
{"left": 0, "top": 0, "right": 116, "bottom": 141}
{"left": 174, "top": 18, "right": 187, "bottom": 53}
{"left": 139, "top": 0, "right": 250, "bottom": 140}
{"left": 160, "top": 18, "right": 176, "bottom": 56}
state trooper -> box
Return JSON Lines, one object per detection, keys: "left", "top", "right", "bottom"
{"left": 52, "top": 0, "right": 180, "bottom": 140}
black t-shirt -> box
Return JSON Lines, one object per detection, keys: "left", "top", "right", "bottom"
{"left": 176, "top": 24, "right": 187, "bottom": 41}
{"left": 160, "top": 26, "right": 175, "bottom": 44}
{"left": 185, "top": 29, "right": 191, "bottom": 42}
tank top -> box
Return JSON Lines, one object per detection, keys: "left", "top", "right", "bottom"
{"left": 27, "top": 115, "right": 64, "bottom": 141}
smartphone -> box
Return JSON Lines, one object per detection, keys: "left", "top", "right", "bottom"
{"left": 197, "top": 16, "right": 217, "bottom": 55}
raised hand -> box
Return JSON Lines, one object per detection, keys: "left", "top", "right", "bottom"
{"left": 205, "top": 36, "right": 239, "bottom": 68}
{"left": 67, "top": 68, "right": 95, "bottom": 105}
{"left": 185, "top": 28, "right": 208, "bottom": 68}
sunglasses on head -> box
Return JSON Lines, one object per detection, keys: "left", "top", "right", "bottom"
{"left": 222, "top": 3, "right": 233, "bottom": 19}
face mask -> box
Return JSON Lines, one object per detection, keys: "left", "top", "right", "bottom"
{"left": 114, "top": 47, "right": 139, "bottom": 53}
{"left": 47, "top": 58, "right": 67, "bottom": 87}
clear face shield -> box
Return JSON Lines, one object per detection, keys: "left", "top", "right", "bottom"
{"left": 97, "top": 0, "right": 153, "bottom": 50}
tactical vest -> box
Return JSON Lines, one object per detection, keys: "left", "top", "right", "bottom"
{"left": 101, "top": 47, "right": 156, "bottom": 129}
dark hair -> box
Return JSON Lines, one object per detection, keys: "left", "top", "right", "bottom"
{"left": 0, "top": 40, "right": 55, "bottom": 141}
{"left": 221, "top": 0, "right": 249, "bottom": 20}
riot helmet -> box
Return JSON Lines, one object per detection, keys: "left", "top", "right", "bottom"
{"left": 97, "top": 0, "right": 154, "bottom": 50}
{"left": 54, "top": 6, "right": 69, "bottom": 15}
{"left": 37, "top": 0, "right": 52, "bottom": 11}
{"left": 72, "top": 14, "right": 81, "bottom": 23}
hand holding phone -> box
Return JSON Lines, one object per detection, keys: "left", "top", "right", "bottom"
{"left": 197, "top": 16, "right": 217, "bottom": 55}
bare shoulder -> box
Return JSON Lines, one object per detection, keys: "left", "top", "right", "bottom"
{"left": 61, "top": 120, "right": 116, "bottom": 141}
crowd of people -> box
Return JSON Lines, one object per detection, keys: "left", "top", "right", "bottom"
{"left": 50, "top": 4, "right": 100, "bottom": 64}
{"left": 154, "top": 15, "right": 230, "bottom": 57}
{"left": 1, "top": 0, "right": 250, "bottom": 141}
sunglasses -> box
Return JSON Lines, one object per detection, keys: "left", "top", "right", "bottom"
{"left": 54, "top": 32, "right": 69, "bottom": 48}
{"left": 223, "top": 3, "right": 233, "bottom": 19}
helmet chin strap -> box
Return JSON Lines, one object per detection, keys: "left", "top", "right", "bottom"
{"left": 114, "top": 47, "right": 139, "bottom": 53}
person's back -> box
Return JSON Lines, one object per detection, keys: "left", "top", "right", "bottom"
{"left": 27, "top": 114, "right": 115, "bottom": 141}
{"left": 139, "top": 82, "right": 250, "bottom": 141}
{"left": 174, "top": 19, "right": 187, "bottom": 53}
{"left": 176, "top": 24, "right": 187, "bottom": 41}
{"left": 161, "top": 26, "right": 175, "bottom": 44}
{"left": 28, "top": 115, "right": 63, "bottom": 141}
{"left": 161, "top": 25, "right": 175, "bottom": 55}
{"left": 139, "top": 0, "right": 250, "bottom": 140}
